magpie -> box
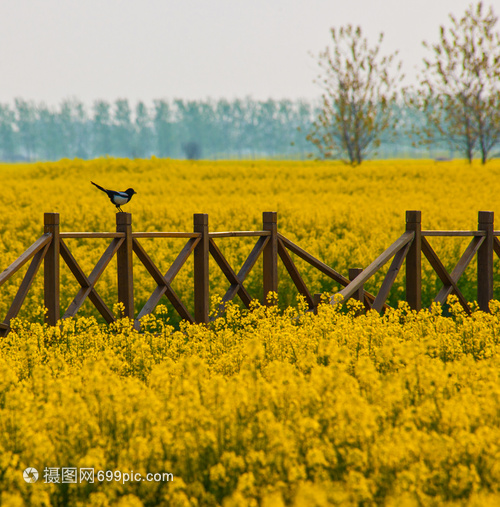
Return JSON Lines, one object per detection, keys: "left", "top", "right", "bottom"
{"left": 91, "top": 181, "right": 137, "bottom": 212}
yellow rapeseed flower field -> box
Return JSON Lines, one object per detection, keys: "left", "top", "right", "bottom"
{"left": 2, "top": 157, "right": 500, "bottom": 321}
{"left": 1, "top": 158, "right": 500, "bottom": 506}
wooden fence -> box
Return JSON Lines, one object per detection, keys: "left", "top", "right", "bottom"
{"left": 1, "top": 210, "right": 499, "bottom": 336}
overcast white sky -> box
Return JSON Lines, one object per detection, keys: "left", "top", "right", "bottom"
{"left": 0, "top": 0, "right": 483, "bottom": 106}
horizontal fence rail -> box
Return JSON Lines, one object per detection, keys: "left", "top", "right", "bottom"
{"left": 0, "top": 210, "right": 499, "bottom": 336}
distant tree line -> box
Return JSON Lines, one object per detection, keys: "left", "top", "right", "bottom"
{"left": 0, "top": 97, "right": 319, "bottom": 161}
{"left": 2, "top": 5, "right": 499, "bottom": 164}
{"left": 0, "top": 95, "right": 458, "bottom": 162}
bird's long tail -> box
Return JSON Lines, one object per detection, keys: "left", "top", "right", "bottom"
{"left": 91, "top": 181, "right": 107, "bottom": 193}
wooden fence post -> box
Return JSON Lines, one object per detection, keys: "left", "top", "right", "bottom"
{"left": 116, "top": 212, "right": 134, "bottom": 318}
{"left": 263, "top": 211, "right": 278, "bottom": 304}
{"left": 313, "top": 293, "right": 322, "bottom": 314}
{"left": 406, "top": 210, "right": 421, "bottom": 311}
{"left": 478, "top": 211, "right": 494, "bottom": 312}
{"left": 44, "top": 213, "right": 60, "bottom": 326}
{"left": 348, "top": 268, "right": 364, "bottom": 302}
{"left": 194, "top": 213, "right": 209, "bottom": 323}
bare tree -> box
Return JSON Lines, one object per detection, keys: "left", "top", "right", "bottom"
{"left": 413, "top": 2, "right": 500, "bottom": 163}
{"left": 307, "top": 25, "right": 403, "bottom": 165}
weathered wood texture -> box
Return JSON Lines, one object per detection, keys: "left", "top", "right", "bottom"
{"left": 61, "top": 237, "right": 122, "bottom": 322}
{"left": 338, "top": 231, "right": 414, "bottom": 303}
{"left": 278, "top": 237, "right": 314, "bottom": 308}
{"left": 193, "top": 213, "right": 209, "bottom": 324}
{"left": 263, "top": 211, "right": 278, "bottom": 304}
{"left": 422, "top": 237, "right": 471, "bottom": 314}
{"left": 44, "top": 213, "right": 60, "bottom": 325}
{"left": 0, "top": 234, "right": 51, "bottom": 287}
{"left": 348, "top": 268, "right": 364, "bottom": 303}
{"left": 116, "top": 213, "right": 134, "bottom": 318}
{"left": 406, "top": 210, "right": 422, "bottom": 311}
{"left": 4, "top": 242, "right": 50, "bottom": 328}
{"left": 134, "top": 237, "right": 199, "bottom": 324}
{"left": 478, "top": 211, "right": 494, "bottom": 312}
{"left": 1, "top": 210, "right": 500, "bottom": 337}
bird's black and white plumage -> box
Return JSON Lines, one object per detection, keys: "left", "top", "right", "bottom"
{"left": 91, "top": 181, "right": 137, "bottom": 212}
